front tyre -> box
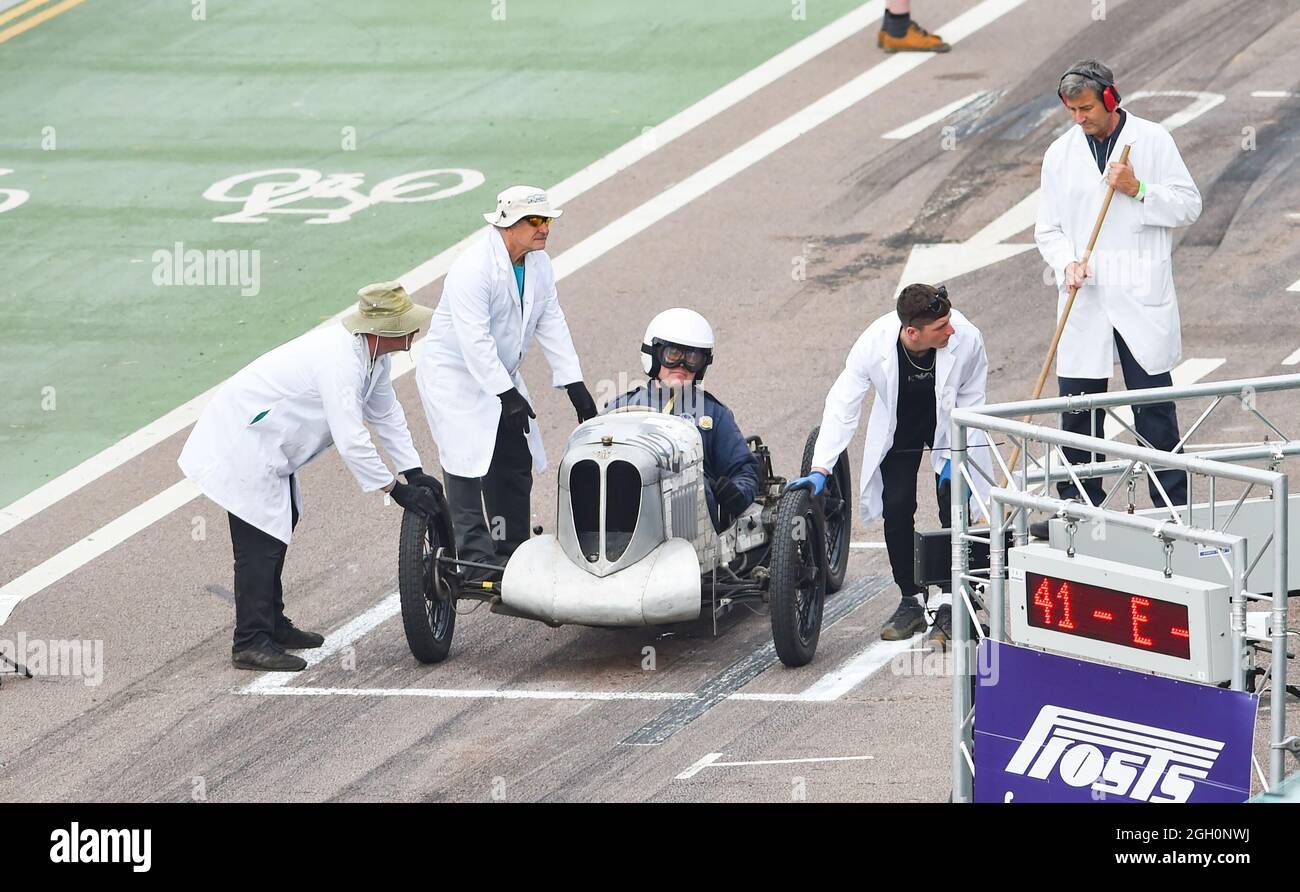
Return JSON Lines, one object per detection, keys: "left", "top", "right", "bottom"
{"left": 398, "top": 508, "right": 456, "bottom": 664}
{"left": 769, "top": 487, "right": 827, "bottom": 667}
{"left": 800, "top": 425, "right": 852, "bottom": 594}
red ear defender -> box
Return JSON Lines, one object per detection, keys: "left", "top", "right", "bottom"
{"left": 1058, "top": 68, "right": 1120, "bottom": 112}
{"left": 1102, "top": 84, "right": 1119, "bottom": 112}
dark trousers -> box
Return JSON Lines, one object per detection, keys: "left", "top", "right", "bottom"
{"left": 229, "top": 482, "right": 298, "bottom": 650}
{"left": 1057, "top": 331, "right": 1187, "bottom": 506}
{"left": 444, "top": 416, "right": 533, "bottom": 570}
{"left": 880, "top": 447, "right": 951, "bottom": 599}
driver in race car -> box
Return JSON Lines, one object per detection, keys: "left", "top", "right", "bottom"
{"left": 605, "top": 308, "right": 761, "bottom": 532}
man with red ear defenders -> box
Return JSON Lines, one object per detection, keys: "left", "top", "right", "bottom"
{"left": 1034, "top": 60, "right": 1202, "bottom": 512}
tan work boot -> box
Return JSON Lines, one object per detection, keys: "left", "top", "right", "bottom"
{"left": 877, "top": 21, "right": 951, "bottom": 53}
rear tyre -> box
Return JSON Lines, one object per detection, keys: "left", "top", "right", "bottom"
{"left": 769, "top": 487, "right": 827, "bottom": 667}
{"left": 800, "top": 425, "right": 852, "bottom": 593}
{"left": 399, "top": 508, "right": 456, "bottom": 664}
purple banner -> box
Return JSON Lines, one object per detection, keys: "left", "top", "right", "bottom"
{"left": 974, "top": 640, "right": 1257, "bottom": 803}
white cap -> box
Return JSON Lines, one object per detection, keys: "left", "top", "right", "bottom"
{"left": 483, "top": 185, "right": 564, "bottom": 227}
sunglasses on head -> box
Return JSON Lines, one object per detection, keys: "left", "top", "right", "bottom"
{"left": 657, "top": 341, "right": 711, "bottom": 373}
{"left": 907, "top": 285, "right": 950, "bottom": 327}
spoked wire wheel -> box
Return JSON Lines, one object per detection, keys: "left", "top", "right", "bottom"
{"left": 398, "top": 507, "right": 457, "bottom": 664}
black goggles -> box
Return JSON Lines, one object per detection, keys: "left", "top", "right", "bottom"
{"left": 906, "top": 285, "right": 950, "bottom": 327}
{"left": 657, "top": 341, "right": 711, "bottom": 373}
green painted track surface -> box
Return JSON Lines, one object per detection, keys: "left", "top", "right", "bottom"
{"left": 0, "top": 0, "right": 864, "bottom": 506}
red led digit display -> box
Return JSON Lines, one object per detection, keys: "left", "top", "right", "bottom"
{"left": 1025, "top": 572, "right": 1191, "bottom": 659}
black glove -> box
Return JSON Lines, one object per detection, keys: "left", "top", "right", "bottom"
{"left": 389, "top": 480, "right": 440, "bottom": 518}
{"left": 565, "top": 381, "right": 598, "bottom": 423}
{"left": 401, "top": 466, "right": 445, "bottom": 502}
{"left": 712, "top": 476, "right": 752, "bottom": 517}
{"left": 497, "top": 387, "right": 536, "bottom": 436}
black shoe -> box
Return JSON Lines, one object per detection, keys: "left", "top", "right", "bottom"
{"left": 232, "top": 642, "right": 307, "bottom": 672}
{"left": 925, "top": 604, "right": 953, "bottom": 649}
{"left": 881, "top": 598, "right": 927, "bottom": 640}
{"left": 273, "top": 618, "right": 325, "bottom": 649}
{"left": 1029, "top": 520, "right": 1050, "bottom": 540}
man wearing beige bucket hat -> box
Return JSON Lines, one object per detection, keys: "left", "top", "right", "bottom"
{"left": 416, "top": 185, "right": 596, "bottom": 581}
{"left": 180, "top": 281, "right": 441, "bottom": 671}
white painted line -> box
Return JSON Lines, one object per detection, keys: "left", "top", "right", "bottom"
{"left": 676, "top": 753, "right": 874, "bottom": 780}
{"left": 1283, "top": 347, "right": 1300, "bottom": 367}
{"left": 799, "top": 637, "right": 917, "bottom": 701}
{"left": 676, "top": 753, "right": 725, "bottom": 780}
{"left": 0, "top": 480, "right": 200, "bottom": 624}
{"left": 553, "top": 0, "right": 1028, "bottom": 278}
{"left": 0, "top": 1, "right": 889, "bottom": 539}
{"left": 882, "top": 91, "right": 985, "bottom": 139}
{"left": 244, "top": 685, "right": 882, "bottom": 703}
{"left": 1288, "top": 277, "right": 1300, "bottom": 293}
{"left": 0, "top": 0, "right": 1031, "bottom": 619}
{"left": 1103, "top": 358, "right": 1225, "bottom": 441}
{"left": 251, "top": 686, "right": 699, "bottom": 701}
{"left": 849, "top": 541, "right": 888, "bottom": 549}
{"left": 1251, "top": 90, "right": 1297, "bottom": 98}
{"left": 0, "top": 393, "right": 217, "bottom": 538}
{"left": 241, "top": 591, "right": 401, "bottom": 693}
{"left": 727, "top": 691, "right": 818, "bottom": 702}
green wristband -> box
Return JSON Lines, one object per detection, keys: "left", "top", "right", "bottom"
{"left": 1137, "top": 180, "right": 1147, "bottom": 200}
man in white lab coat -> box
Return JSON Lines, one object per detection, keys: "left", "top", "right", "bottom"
{"left": 416, "top": 186, "right": 596, "bottom": 580}
{"left": 1035, "top": 60, "right": 1202, "bottom": 509}
{"left": 788, "top": 285, "right": 992, "bottom": 647}
{"left": 180, "top": 283, "right": 442, "bottom": 671}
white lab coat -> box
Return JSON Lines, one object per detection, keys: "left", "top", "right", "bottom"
{"left": 810, "top": 309, "right": 993, "bottom": 525}
{"left": 178, "top": 322, "right": 421, "bottom": 543}
{"left": 415, "top": 229, "right": 584, "bottom": 478}
{"left": 1034, "top": 112, "right": 1201, "bottom": 379}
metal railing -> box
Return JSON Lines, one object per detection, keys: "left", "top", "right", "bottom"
{"left": 948, "top": 374, "right": 1299, "bottom": 802}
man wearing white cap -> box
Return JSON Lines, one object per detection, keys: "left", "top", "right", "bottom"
{"left": 416, "top": 185, "right": 596, "bottom": 579}
{"left": 180, "top": 282, "right": 442, "bottom": 671}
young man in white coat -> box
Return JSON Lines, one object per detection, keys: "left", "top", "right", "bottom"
{"left": 789, "top": 285, "right": 992, "bottom": 646}
{"left": 179, "top": 282, "right": 443, "bottom": 672}
{"left": 416, "top": 186, "right": 597, "bottom": 581}
{"left": 1035, "top": 60, "right": 1201, "bottom": 512}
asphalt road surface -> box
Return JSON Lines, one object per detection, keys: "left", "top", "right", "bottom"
{"left": 3, "top": 0, "right": 1299, "bottom": 803}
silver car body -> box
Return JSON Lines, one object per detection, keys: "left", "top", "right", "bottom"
{"left": 501, "top": 408, "right": 767, "bottom": 626}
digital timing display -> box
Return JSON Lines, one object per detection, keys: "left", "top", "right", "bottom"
{"left": 1025, "top": 572, "right": 1191, "bottom": 660}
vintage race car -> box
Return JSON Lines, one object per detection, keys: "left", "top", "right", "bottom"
{"left": 397, "top": 407, "right": 852, "bottom": 667}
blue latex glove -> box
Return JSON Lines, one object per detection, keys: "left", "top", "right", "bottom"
{"left": 785, "top": 471, "right": 827, "bottom": 496}
{"left": 939, "top": 459, "right": 951, "bottom": 484}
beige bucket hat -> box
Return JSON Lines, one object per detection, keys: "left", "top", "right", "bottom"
{"left": 483, "top": 185, "right": 563, "bottom": 227}
{"left": 342, "top": 281, "right": 433, "bottom": 337}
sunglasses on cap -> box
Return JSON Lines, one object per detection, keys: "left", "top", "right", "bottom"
{"left": 521, "top": 215, "right": 553, "bottom": 227}
{"left": 906, "top": 285, "right": 951, "bottom": 326}
{"left": 657, "top": 341, "right": 711, "bottom": 373}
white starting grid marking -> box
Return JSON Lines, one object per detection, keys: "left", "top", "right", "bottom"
{"left": 241, "top": 592, "right": 918, "bottom": 704}
{"left": 0, "top": 0, "right": 1030, "bottom": 624}
{"left": 1283, "top": 347, "right": 1300, "bottom": 367}
{"left": 675, "top": 752, "right": 874, "bottom": 780}
{"left": 1251, "top": 91, "right": 1298, "bottom": 98}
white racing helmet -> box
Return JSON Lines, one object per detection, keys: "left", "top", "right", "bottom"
{"left": 641, "top": 307, "right": 715, "bottom": 380}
